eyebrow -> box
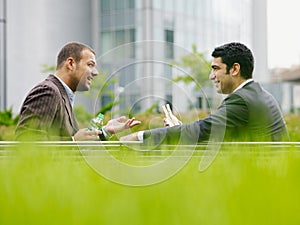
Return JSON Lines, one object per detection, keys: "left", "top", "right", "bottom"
{"left": 211, "top": 65, "right": 220, "bottom": 69}
{"left": 89, "top": 60, "right": 96, "bottom": 66}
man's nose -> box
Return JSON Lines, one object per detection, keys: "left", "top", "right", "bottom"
{"left": 92, "top": 68, "right": 99, "bottom": 76}
{"left": 209, "top": 71, "right": 215, "bottom": 80}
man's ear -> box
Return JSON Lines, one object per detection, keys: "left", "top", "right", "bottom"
{"left": 66, "top": 57, "right": 76, "bottom": 71}
{"left": 231, "top": 63, "right": 240, "bottom": 77}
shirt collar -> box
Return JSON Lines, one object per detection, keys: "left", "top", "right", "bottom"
{"left": 54, "top": 75, "right": 75, "bottom": 107}
{"left": 233, "top": 78, "right": 254, "bottom": 93}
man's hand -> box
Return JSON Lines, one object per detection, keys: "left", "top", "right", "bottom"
{"left": 104, "top": 116, "right": 141, "bottom": 134}
{"left": 162, "top": 104, "right": 182, "bottom": 127}
{"left": 73, "top": 128, "right": 102, "bottom": 141}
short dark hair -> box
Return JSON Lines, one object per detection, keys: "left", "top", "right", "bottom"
{"left": 56, "top": 42, "right": 95, "bottom": 70}
{"left": 211, "top": 42, "right": 254, "bottom": 79}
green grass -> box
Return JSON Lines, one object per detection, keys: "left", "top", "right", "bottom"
{"left": 0, "top": 144, "right": 300, "bottom": 225}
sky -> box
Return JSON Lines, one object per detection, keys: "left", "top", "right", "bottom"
{"left": 267, "top": 0, "right": 300, "bottom": 68}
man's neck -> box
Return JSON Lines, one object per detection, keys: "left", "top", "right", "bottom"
{"left": 233, "top": 78, "right": 254, "bottom": 93}
{"left": 53, "top": 74, "right": 76, "bottom": 106}
{"left": 54, "top": 71, "right": 76, "bottom": 92}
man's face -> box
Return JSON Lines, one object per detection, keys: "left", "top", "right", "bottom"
{"left": 209, "top": 57, "right": 235, "bottom": 94}
{"left": 74, "top": 49, "right": 98, "bottom": 91}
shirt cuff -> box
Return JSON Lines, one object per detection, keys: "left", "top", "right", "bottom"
{"left": 102, "top": 126, "right": 112, "bottom": 139}
{"left": 137, "top": 131, "right": 144, "bottom": 141}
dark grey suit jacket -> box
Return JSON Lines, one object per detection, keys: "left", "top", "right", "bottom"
{"left": 143, "top": 81, "right": 289, "bottom": 144}
{"left": 15, "top": 75, "right": 78, "bottom": 141}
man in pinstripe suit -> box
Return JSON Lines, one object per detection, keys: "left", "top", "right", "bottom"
{"left": 15, "top": 42, "right": 140, "bottom": 141}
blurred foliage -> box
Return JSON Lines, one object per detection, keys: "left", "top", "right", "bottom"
{"left": 144, "top": 101, "right": 160, "bottom": 114}
{"left": 0, "top": 125, "right": 16, "bottom": 141}
{"left": 172, "top": 44, "right": 212, "bottom": 89}
{"left": 0, "top": 107, "right": 19, "bottom": 126}
{"left": 85, "top": 69, "right": 122, "bottom": 116}
{"left": 73, "top": 105, "right": 93, "bottom": 128}
{"left": 85, "top": 70, "right": 111, "bottom": 98}
{"left": 0, "top": 110, "right": 299, "bottom": 141}
{"left": 284, "top": 114, "right": 300, "bottom": 141}
{"left": 41, "top": 64, "right": 56, "bottom": 73}
{"left": 96, "top": 99, "right": 121, "bottom": 117}
{"left": 0, "top": 105, "right": 208, "bottom": 140}
{"left": 0, "top": 107, "right": 18, "bottom": 141}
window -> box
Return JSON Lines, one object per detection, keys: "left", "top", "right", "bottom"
{"left": 100, "top": 29, "right": 136, "bottom": 59}
{"left": 100, "top": 0, "right": 135, "bottom": 13}
{"left": 128, "top": 0, "right": 135, "bottom": 9}
{"left": 101, "top": 32, "right": 113, "bottom": 53}
{"left": 165, "top": 95, "right": 173, "bottom": 107}
{"left": 119, "top": 64, "right": 135, "bottom": 87}
{"left": 165, "top": 30, "right": 174, "bottom": 59}
{"left": 100, "top": 0, "right": 111, "bottom": 13}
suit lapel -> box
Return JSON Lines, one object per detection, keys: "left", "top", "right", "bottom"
{"left": 47, "top": 75, "right": 79, "bottom": 132}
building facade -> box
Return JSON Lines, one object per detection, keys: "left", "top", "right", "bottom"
{"left": 1, "top": 0, "right": 270, "bottom": 114}
{"left": 0, "top": 0, "right": 7, "bottom": 110}
{"left": 96, "top": 0, "right": 268, "bottom": 114}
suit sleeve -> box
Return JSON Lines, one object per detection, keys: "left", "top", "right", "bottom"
{"left": 199, "top": 94, "right": 249, "bottom": 141}
{"left": 15, "top": 85, "right": 60, "bottom": 141}
{"left": 143, "top": 121, "right": 201, "bottom": 145}
{"left": 143, "top": 94, "right": 249, "bottom": 144}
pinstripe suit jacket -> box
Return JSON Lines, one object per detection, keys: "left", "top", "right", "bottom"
{"left": 143, "top": 81, "right": 289, "bottom": 144}
{"left": 15, "top": 75, "right": 79, "bottom": 141}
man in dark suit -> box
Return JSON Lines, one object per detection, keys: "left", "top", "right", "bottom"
{"left": 15, "top": 42, "right": 140, "bottom": 141}
{"left": 120, "top": 42, "right": 289, "bottom": 144}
